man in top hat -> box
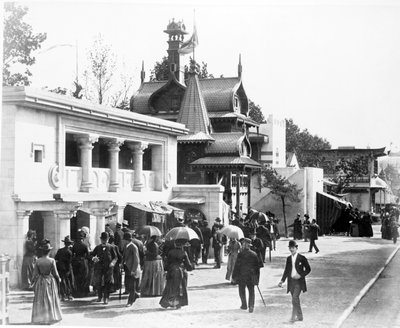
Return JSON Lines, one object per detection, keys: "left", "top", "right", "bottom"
{"left": 55, "top": 236, "right": 74, "bottom": 301}
{"left": 278, "top": 240, "right": 311, "bottom": 323}
{"left": 232, "top": 238, "right": 260, "bottom": 313}
{"left": 91, "top": 232, "right": 118, "bottom": 304}
{"left": 122, "top": 232, "right": 141, "bottom": 307}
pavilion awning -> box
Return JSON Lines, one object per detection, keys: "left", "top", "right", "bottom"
{"left": 168, "top": 196, "right": 206, "bottom": 204}
{"left": 190, "top": 156, "right": 261, "bottom": 169}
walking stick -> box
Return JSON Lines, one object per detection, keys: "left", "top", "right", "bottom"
{"left": 256, "top": 285, "right": 267, "bottom": 307}
{"left": 119, "top": 265, "right": 123, "bottom": 301}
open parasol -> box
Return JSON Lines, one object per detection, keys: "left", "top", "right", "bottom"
{"left": 164, "top": 226, "right": 199, "bottom": 241}
{"left": 220, "top": 225, "right": 244, "bottom": 240}
{"left": 137, "top": 225, "right": 162, "bottom": 237}
{"left": 250, "top": 211, "right": 269, "bottom": 224}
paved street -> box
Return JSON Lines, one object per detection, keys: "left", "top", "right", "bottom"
{"left": 341, "top": 238, "right": 400, "bottom": 328}
{"left": 9, "top": 225, "right": 398, "bottom": 327}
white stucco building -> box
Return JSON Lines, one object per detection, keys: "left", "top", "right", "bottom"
{"left": 1, "top": 87, "right": 188, "bottom": 286}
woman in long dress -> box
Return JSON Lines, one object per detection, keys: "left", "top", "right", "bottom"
{"left": 225, "top": 237, "right": 241, "bottom": 283}
{"left": 31, "top": 240, "right": 62, "bottom": 324}
{"left": 21, "top": 230, "right": 37, "bottom": 290}
{"left": 71, "top": 231, "right": 90, "bottom": 298}
{"left": 140, "top": 235, "right": 165, "bottom": 296}
{"left": 159, "top": 240, "right": 192, "bottom": 309}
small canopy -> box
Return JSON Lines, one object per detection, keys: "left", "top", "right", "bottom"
{"left": 169, "top": 196, "right": 206, "bottom": 204}
{"left": 370, "top": 176, "right": 388, "bottom": 189}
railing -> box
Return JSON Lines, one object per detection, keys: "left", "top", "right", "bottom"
{"left": 64, "top": 166, "right": 156, "bottom": 191}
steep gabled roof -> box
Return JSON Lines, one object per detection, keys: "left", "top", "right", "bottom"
{"left": 177, "top": 72, "right": 212, "bottom": 138}
{"left": 130, "top": 81, "right": 167, "bottom": 114}
{"left": 198, "top": 77, "right": 241, "bottom": 112}
{"left": 205, "top": 132, "right": 251, "bottom": 156}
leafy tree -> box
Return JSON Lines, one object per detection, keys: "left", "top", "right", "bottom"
{"left": 248, "top": 100, "right": 265, "bottom": 123}
{"left": 83, "top": 35, "right": 116, "bottom": 105}
{"left": 110, "top": 68, "right": 134, "bottom": 110}
{"left": 261, "top": 165, "right": 302, "bottom": 237}
{"left": 286, "top": 118, "right": 331, "bottom": 166}
{"left": 149, "top": 56, "right": 169, "bottom": 82}
{"left": 3, "top": 2, "right": 47, "bottom": 86}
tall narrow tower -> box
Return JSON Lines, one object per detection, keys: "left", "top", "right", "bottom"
{"left": 164, "top": 19, "right": 188, "bottom": 82}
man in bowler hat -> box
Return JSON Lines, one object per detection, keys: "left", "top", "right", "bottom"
{"left": 278, "top": 240, "right": 311, "bottom": 323}
{"left": 232, "top": 238, "right": 260, "bottom": 313}
{"left": 122, "top": 232, "right": 141, "bottom": 307}
{"left": 91, "top": 232, "right": 118, "bottom": 304}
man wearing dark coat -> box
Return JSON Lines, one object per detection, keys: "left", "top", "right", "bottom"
{"left": 288, "top": 214, "right": 303, "bottom": 240}
{"left": 91, "top": 232, "right": 117, "bottom": 304}
{"left": 190, "top": 220, "right": 203, "bottom": 266}
{"left": 131, "top": 231, "right": 144, "bottom": 295}
{"left": 71, "top": 231, "right": 90, "bottom": 298}
{"left": 212, "top": 218, "right": 223, "bottom": 268}
{"left": 122, "top": 232, "right": 141, "bottom": 307}
{"left": 55, "top": 236, "right": 75, "bottom": 301}
{"left": 308, "top": 219, "right": 320, "bottom": 254}
{"left": 232, "top": 238, "right": 260, "bottom": 313}
{"left": 200, "top": 221, "right": 212, "bottom": 264}
{"left": 278, "top": 240, "right": 311, "bottom": 323}
{"left": 249, "top": 232, "right": 264, "bottom": 268}
{"left": 114, "top": 223, "right": 124, "bottom": 253}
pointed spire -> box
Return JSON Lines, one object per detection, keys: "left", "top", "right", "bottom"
{"left": 140, "top": 61, "right": 145, "bottom": 84}
{"left": 177, "top": 65, "right": 214, "bottom": 142}
{"left": 238, "top": 54, "right": 242, "bottom": 78}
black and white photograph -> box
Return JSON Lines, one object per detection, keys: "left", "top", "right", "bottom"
{"left": 2, "top": 0, "right": 400, "bottom": 327}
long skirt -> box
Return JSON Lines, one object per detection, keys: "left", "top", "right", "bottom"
{"left": 31, "top": 274, "right": 62, "bottom": 324}
{"left": 225, "top": 252, "right": 238, "bottom": 282}
{"left": 21, "top": 255, "right": 35, "bottom": 290}
{"left": 159, "top": 265, "right": 188, "bottom": 308}
{"left": 71, "top": 258, "right": 89, "bottom": 297}
{"left": 140, "top": 259, "right": 165, "bottom": 296}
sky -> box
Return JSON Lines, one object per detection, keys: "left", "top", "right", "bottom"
{"left": 11, "top": 0, "right": 400, "bottom": 149}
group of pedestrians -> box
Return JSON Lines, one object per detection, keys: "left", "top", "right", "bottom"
{"left": 289, "top": 213, "right": 320, "bottom": 254}
{"left": 25, "top": 211, "right": 315, "bottom": 325}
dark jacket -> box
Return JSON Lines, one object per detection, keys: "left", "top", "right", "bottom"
{"left": 232, "top": 248, "right": 260, "bottom": 285}
{"left": 55, "top": 247, "right": 73, "bottom": 273}
{"left": 201, "top": 227, "right": 212, "bottom": 247}
{"left": 281, "top": 253, "right": 311, "bottom": 293}
{"left": 91, "top": 243, "right": 117, "bottom": 270}
{"left": 309, "top": 223, "right": 320, "bottom": 240}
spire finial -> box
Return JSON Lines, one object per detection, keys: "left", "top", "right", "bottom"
{"left": 140, "top": 60, "right": 145, "bottom": 83}
{"left": 238, "top": 54, "right": 242, "bottom": 78}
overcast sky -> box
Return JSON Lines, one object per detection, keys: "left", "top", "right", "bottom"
{"left": 16, "top": 0, "right": 400, "bottom": 149}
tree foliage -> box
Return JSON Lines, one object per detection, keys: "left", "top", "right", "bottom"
{"left": 286, "top": 118, "right": 331, "bottom": 166}
{"left": 248, "top": 100, "right": 265, "bottom": 124}
{"left": 3, "top": 2, "right": 47, "bottom": 86}
{"left": 149, "top": 56, "right": 169, "bottom": 82}
{"left": 261, "top": 165, "right": 302, "bottom": 237}
{"left": 83, "top": 35, "right": 116, "bottom": 105}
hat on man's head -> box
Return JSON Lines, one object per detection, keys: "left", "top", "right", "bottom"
{"left": 100, "top": 232, "right": 109, "bottom": 240}
{"left": 116, "top": 222, "right": 122, "bottom": 228}
{"left": 242, "top": 237, "right": 252, "bottom": 245}
{"left": 297, "top": 213, "right": 301, "bottom": 217}
{"left": 61, "top": 235, "right": 73, "bottom": 244}
{"left": 304, "top": 214, "right": 310, "bottom": 218}
{"left": 288, "top": 240, "right": 298, "bottom": 248}
{"left": 122, "top": 220, "right": 129, "bottom": 227}
{"left": 215, "top": 217, "right": 221, "bottom": 222}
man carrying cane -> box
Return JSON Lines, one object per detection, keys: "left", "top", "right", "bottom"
{"left": 278, "top": 240, "right": 311, "bottom": 323}
{"left": 232, "top": 238, "right": 261, "bottom": 313}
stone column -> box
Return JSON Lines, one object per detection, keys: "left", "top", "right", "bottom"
{"left": 106, "top": 138, "right": 124, "bottom": 192}
{"left": 92, "top": 209, "right": 109, "bottom": 246}
{"left": 16, "top": 210, "right": 32, "bottom": 287}
{"left": 53, "top": 210, "right": 75, "bottom": 251}
{"left": 75, "top": 134, "right": 99, "bottom": 192}
{"left": 128, "top": 142, "right": 148, "bottom": 191}
{"left": 116, "top": 205, "right": 126, "bottom": 225}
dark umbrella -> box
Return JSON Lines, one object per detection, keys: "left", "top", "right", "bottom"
{"left": 137, "top": 225, "right": 162, "bottom": 237}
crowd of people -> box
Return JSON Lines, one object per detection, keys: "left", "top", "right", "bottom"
{"left": 22, "top": 209, "right": 283, "bottom": 324}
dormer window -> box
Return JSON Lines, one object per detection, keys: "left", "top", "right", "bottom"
{"left": 234, "top": 96, "right": 240, "bottom": 112}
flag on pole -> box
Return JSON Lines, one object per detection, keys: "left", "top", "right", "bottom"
{"left": 178, "top": 23, "right": 198, "bottom": 55}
